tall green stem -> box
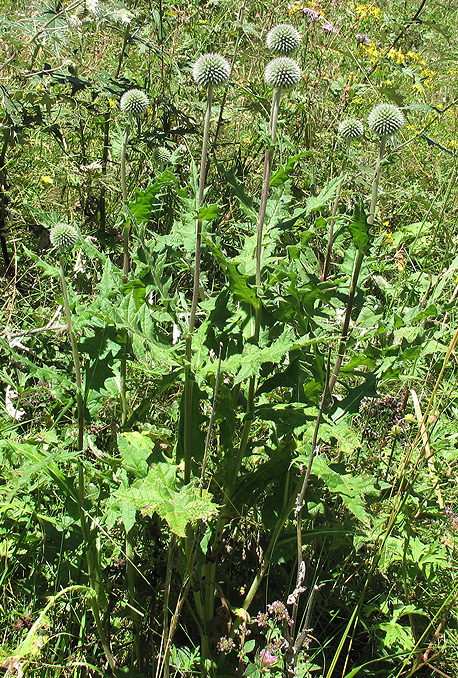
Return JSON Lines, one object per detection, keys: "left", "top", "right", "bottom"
{"left": 184, "top": 84, "right": 214, "bottom": 485}
{"left": 321, "top": 138, "right": 351, "bottom": 281}
{"left": 328, "top": 136, "right": 386, "bottom": 394}
{"left": 119, "top": 113, "right": 133, "bottom": 427}
{"left": 58, "top": 256, "right": 116, "bottom": 671}
{"left": 58, "top": 256, "right": 84, "bottom": 451}
{"left": 232, "top": 87, "right": 282, "bottom": 485}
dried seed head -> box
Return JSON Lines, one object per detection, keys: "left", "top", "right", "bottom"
{"left": 264, "top": 57, "right": 302, "bottom": 89}
{"left": 120, "top": 89, "right": 150, "bottom": 118}
{"left": 368, "top": 103, "right": 404, "bottom": 137}
{"left": 338, "top": 118, "right": 364, "bottom": 139}
{"left": 50, "top": 223, "right": 78, "bottom": 253}
{"left": 266, "top": 24, "right": 301, "bottom": 55}
{"left": 154, "top": 146, "right": 172, "bottom": 164}
{"left": 192, "top": 53, "right": 231, "bottom": 87}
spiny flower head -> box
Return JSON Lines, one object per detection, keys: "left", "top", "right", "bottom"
{"left": 338, "top": 118, "right": 364, "bottom": 139}
{"left": 265, "top": 57, "right": 302, "bottom": 89}
{"left": 368, "top": 103, "right": 404, "bottom": 136}
{"left": 154, "top": 146, "right": 172, "bottom": 164}
{"left": 266, "top": 24, "right": 301, "bottom": 55}
{"left": 192, "top": 53, "right": 231, "bottom": 87}
{"left": 120, "top": 89, "right": 149, "bottom": 118}
{"left": 50, "top": 223, "right": 78, "bottom": 253}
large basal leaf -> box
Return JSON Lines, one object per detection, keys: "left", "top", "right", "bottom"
{"left": 114, "top": 463, "right": 218, "bottom": 537}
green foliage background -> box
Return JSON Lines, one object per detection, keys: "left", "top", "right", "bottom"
{"left": 1, "top": 1, "right": 458, "bottom": 677}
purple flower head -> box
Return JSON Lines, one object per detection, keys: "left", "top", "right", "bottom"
{"left": 216, "top": 636, "right": 236, "bottom": 653}
{"left": 356, "top": 32, "right": 370, "bottom": 45}
{"left": 259, "top": 648, "right": 277, "bottom": 668}
{"left": 256, "top": 611, "right": 269, "bottom": 627}
{"left": 267, "top": 600, "right": 291, "bottom": 623}
{"left": 303, "top": 8, "right": 321, "bottom": 21}
{"left": 322, "top": 22, "right": 338, "bottom": 34}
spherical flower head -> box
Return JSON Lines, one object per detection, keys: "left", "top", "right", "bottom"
{"left": 266, "top": 24, "right": 301, "bottom": 55}
{"left": 120, "top": 89, "right": 149, "bottom": 118}
{"left": 50, "top": 223, "right": 78, "bottom": 253}
{"left": 154, "top": 146, "right": 172, "bottom": 164}
{"left": 338, "top": 118, "right": 364, "bottom": 139}
{"left": 265, "top": 57, "right": 302, "bottom": 89}
{"left": 192, "top": 53, "right": 231, "bottom": 87}
{"left": 368, "top": 103, "right": 404, "bottom": 137}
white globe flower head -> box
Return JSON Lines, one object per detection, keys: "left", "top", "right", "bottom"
{"left": 120, "top": 89, "right": 150, "bottom": 118}
{"left": 368, "top": 103, "right": 404, "bottom": 137}
{"left": 266, "top": 24, "right": 301, "bottom": 55}
{"left": 338, "top": 118, "right": 364, "bottom": 139}
{"left": 192, "top": 53, "right": 231, "bottom": 87}
{"left": 264, "top": 57, "right": 302, "bottom": 89}
{"left": 154, "top": 146, "right": 172, "bottom": 164}
{"left": 50, "top": 223, "right": 79, "bottom": 253}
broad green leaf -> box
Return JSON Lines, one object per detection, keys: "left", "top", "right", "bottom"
{"left": 23, "top": 245, "right": 59, "bottom": 278}
{"left": 196, "top": 203, "right": 219, "bottom": 221}
{"left": 114, "top": 463, "right": 218, "bottom": 537}
{"left": 347, "top": 204, "right": 371, "bottom": 254}
{"left": 269, "top": 152, "right": 312, "bottom": 187}
{"left": 118, "top": 432, "right": 155, "bottom": 478}
{"left": 205, "top": 237, "right": 260, "bottom": 310}
{"left": 305, "top": 175, "right": 344, "bottom": 216}
{"left": 296, "top": 455, "right": 380, "bottom": 525}
{"left": 219, "top": 167, "right": 257, "bottom": 221}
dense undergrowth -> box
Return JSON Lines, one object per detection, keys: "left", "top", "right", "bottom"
{"left": 1, "top": 1, "right": 458, "bottom": 677}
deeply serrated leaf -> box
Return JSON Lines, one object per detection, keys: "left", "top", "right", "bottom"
{"left": 114, "top": 463, "right": 218, "bottom": 537}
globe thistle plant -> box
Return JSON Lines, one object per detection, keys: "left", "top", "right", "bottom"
{"left": 322, "top": 119, "right": 364, "bottom": 281}
{"left": 183, "top": 52, "right": 231, "bottom": 485}
{"left": 368, "top": 103, "right": 404, "bottom": 138}
{"left": 50, "top": 222, "right": 78, "bottom": 253}
{"left": 232, "top": 55, "right": 302, "bottom": 484}
{"left": 264, "top": 57, "right": 302, "bottom": 89}
{"left": 257, "top": 57, "right": 302, "bottom": 288}
{"left": 154, "top": 146, "right": 172, "bottom": 165}
{"left": 50, "top": 223, "right": 84, "bottom": 451}
{"left": 119, "top": 88, "right": 149, "bottom": 426}
{"left": 328, "top": 105, "right": 404, "bottom": 393}
{"left": 338, "top": 118, "right": 364, "bottom": 140}
{"left": 266, "top": 24, "right": 301, "bottom": 55}
{"left": 192, "top": 53, "right": 231, "bottom": 88}
{"left": 49, "top": 223, "right": 117, "bottom": 672}
{"left": 367, "top": 103, "right": 404, "bottom": 224}
{"left": 120, "top": 88, "right": 149, "bottom": 119}
{"left": 119, "top": 88, "right": 149, "bottom": 273}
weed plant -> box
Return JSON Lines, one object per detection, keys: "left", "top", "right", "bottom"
{"left": 1, "top": 2, "right": 458, "bottom": 678}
